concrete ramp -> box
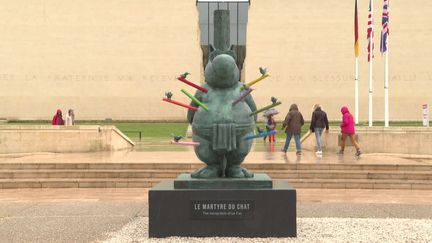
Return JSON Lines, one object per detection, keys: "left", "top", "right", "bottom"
{"left": 0, "top": 125, "right": 135, "bottom": 154}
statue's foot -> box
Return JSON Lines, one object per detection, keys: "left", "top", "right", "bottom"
{"left": 226, "top": 165, "right": 254, "bottom": 178}
{"left": 191, "top": 165, "right": 221, "bottom": 178}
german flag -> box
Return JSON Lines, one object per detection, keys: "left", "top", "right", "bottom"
{"left": 354, "top": 0, "right": 359, "bottom": 57}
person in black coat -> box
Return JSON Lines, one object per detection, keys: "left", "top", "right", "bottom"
{"left": 309, "top": 104, "right": 329, "bottom": 154}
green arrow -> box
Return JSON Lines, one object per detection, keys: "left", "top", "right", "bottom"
{"left": 181, "top": 89, "right": 209, "bottom": 112}
{"left": 249, "top": 101, "right": 282, "bottom": 116}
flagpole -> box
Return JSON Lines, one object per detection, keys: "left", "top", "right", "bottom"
{"left": 354, "top": 0, "right": 359, "bottom": 125}
{"left": 369, "top": 58, "right": 373, "bottom": 127}
{"left": 369, "top": 52, "right": 373, "bottom": 127}
{"left": 368, "top": 0, "right": 374, "bottom": 127}
{"left": 384, "top": 35, "right": 389, "bottom": 127}
{"left": 355, "top": 57, "right": 359, "bottom": 124}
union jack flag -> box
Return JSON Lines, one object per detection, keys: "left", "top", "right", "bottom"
{"left": 380, "top": 0, "right": 389, "bottom": 53}
{"left": 367, "top": 0, "right": 374, "bottom": 62}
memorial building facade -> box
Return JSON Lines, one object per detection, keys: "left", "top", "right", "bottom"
{"left": 0, "top": 0, "right": 430, "bottom": 121}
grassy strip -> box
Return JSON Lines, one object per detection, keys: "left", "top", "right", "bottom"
{"left": 2, "top": 120, "right": 430, "bottom": 140}
{"left": 112, "top": 123, "right": 188, "bottom": 139}
{"left": 258, "top": 121, "right": 432, "bottom": 140}
{"left": 1, "top": 121, "right": 188, "bottom": 139}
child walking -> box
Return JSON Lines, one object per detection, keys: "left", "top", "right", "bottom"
{"left": 264, "top": 114, "right": 276, "bottom": 143}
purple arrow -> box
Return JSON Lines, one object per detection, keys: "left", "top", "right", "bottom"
{"left": 232, "top": 88, "right": 254, "bottom": 106}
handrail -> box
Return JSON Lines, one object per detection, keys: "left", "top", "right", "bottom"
{"left": 121, "top": 131, "right": 142, "bottom": 141}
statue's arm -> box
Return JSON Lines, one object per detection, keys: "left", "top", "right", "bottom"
{"left": 187, "top": 90, "right": 204, "bottom": 124}
{"left": 245, "top": 94, "right": 257, "bottom": 122}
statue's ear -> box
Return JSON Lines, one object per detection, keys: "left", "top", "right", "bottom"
{"left": 228, "top": 45, "right": 237, "bottom": 61}
{"left": 209, "top": 44, "right": 215, "bottom": 53}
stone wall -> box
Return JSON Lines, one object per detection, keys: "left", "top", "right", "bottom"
{"left": 0, "top": 0, "right": 202, "bottom": 121}
{"left": 0, "top": 125, "right": 134, "bottom": 154}
{"left": 246, "top": 0, "right": 432, "bottom": 122}
{"left": 0, "top": 0, "right": 431, "bottom": 121}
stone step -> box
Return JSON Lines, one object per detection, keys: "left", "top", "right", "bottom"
{"left": 289, "top": 178, "right": 432, "bottom": 190}
{"left": 0, "top": 169, "right": 185, "bottom": 179}
{"left": 0, "top": 162, "right": 431, "bottom": 171}
{"left": 0, "top": 178, "right": 161, "bottom": 189}
{"left": 268, "top": 170, "right": 432, "bottom": 180}
{"left": 0, "top": 178, "right": 431, "bottom": 190}
{"left": 0, "top": 169, "right": 431, "bottom": 180}
{"left": 0, "top": 163, "right": 199, "bottom": 170}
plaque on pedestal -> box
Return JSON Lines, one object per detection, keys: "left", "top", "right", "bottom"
{"left": 149, "top": 176, "right": 296, "bottom": 238}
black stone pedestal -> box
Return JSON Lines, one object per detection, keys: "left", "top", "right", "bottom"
{"left": 148, "top": 179, "right": 296, "bottom": 238}
{"left": 174, "top": 173, "right": 273, "bottom": 189}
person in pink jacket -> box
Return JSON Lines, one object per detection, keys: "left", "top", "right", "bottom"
{"left": 339, "top": 106, "right": 361, "bottom": 156}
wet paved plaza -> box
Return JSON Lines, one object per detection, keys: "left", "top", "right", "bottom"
{"left": 0, "top": 139, "right": 431, "bottom": 242}
{"left": 0, "top": 188, "right": 431, "bottom": 243}
{"left": 0, "top": 137, "right": 431, "bottom": 166}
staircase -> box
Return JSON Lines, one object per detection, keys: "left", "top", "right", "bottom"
{"left": 0, "top": 162, "right": 431, "bottom": 190}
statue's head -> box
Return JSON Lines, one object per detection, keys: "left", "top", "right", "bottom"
{"left": 205, "top": 47, "right": 239, "bottom": 89}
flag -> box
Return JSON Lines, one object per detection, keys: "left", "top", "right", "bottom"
{"left": 354, "top": 0, "right": 359, "bottom": 57}
{"left": 380, "top": 0, "right": 389, "bottom": 53}
{"left": 367, "top": 0, "right": 374, "bottom": 62}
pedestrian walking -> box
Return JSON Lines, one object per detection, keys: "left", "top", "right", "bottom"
{"left": 65, "top": 109, "right": 75, "bottom": 126}
{"left": 310, "top": 104, "right": 329, "bottom": 155}
{"left": 281, "top": 104, "right": 304, "bottom": 155}
{"left": 338, "top": 106, "right": 361, "bottom": 157}
{"left": 51, "top": 109, "right": 64, "bottom": 125}
{"left": 263, "top": 109, "right": 278, "bottom": 142}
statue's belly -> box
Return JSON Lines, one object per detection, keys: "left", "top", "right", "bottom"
{"left": 192, "top": 88, "right": 254, "bottom": 126}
